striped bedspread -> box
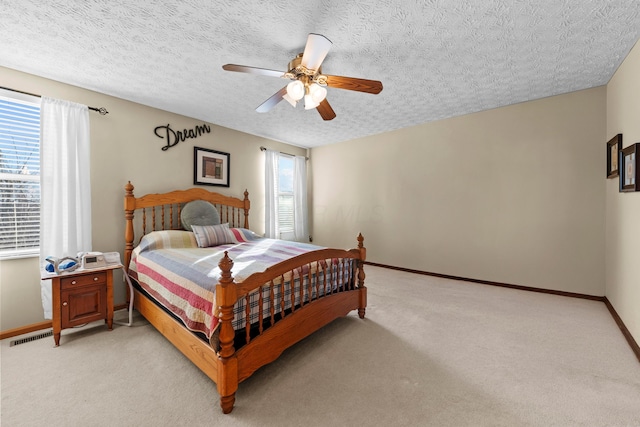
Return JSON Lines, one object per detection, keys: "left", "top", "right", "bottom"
{"left": 128, "top": 228, "right": 350, "bottom": 347}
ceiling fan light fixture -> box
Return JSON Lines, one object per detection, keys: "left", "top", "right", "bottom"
{"left": 286, "top": 80, "right": 305, "bottom": 101}
{"left": 282, "top": 93, "right": 297, "bottom": 107}
{"left": 304, "top": 93, "right": 319, "bottom": 110}
{"left": 309, "top": 83, "right": 327, "bottom": 104}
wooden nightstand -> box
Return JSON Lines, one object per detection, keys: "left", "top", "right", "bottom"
{"left": 43, "top": 264, "right": 120, "bottom": 346}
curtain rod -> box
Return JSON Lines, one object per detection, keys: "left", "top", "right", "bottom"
{"left": 0, "top": 86, "right": 109, "bottom": 115}
{"left": 260, "top": 146, "right": 308, "bottom": 160}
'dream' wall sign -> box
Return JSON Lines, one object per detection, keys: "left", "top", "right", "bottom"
{"left": 155, "top": 123, "right": 211, "bottom": 151}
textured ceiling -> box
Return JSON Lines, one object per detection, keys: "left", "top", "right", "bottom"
{"left": 1, "top": 0, "right": 639, "bottom": 148}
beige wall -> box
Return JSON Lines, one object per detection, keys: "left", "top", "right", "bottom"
{"left": 311, "top": 87, "right": 606, "bottom": 296}
{"left": 606, "top": 41, "right": 640, "bottom": 342}
{"left": 0, "top": 258, "right": 43, "bottom": 329}
{"left": 0, "top": 66, "right": 305, "bottom": 331}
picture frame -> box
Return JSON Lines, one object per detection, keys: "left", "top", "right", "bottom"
{"left": 194, "top": 146, "right": 230, "bottom": 187}
{"left": 619, "top": 143, "right": 639, "bottom": 192}
{"left": 606, "top": 134, "right": 622, "bottom": 178}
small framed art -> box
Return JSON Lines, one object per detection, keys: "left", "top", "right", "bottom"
{"left": 194, "top": 146, "right": 230, "bottom": 187}
{"left": 606, "top": 134, "right": 622, "bottom": 178}
{"left": 619, "top": 143, "right": 639, "bottom": 192}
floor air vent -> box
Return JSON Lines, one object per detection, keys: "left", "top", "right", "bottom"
{"left": 10, "top": 330, "right": 53, "bottom": 347}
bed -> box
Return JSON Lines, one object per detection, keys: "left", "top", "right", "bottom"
{"left": 123, "top": 182, "right": 367, "bottom": 413}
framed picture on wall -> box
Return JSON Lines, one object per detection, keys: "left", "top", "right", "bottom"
{"left": 194, "top": 146, "right": 230, "bottom": 187}
{"left": 606, "top": 134, "right": 622, "bottom": 178}
{"left": 619, "top": 143, "right": 639, "bottom": 192}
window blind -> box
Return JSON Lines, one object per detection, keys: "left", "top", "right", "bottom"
{"left": 0, "top": 94, "right": 41, "bottom": 257}
{"left": 277, "top": 154, "right": 295, "bottom": 238}
{"left": 278, "top": 193, "right": 294, "bottom": 234}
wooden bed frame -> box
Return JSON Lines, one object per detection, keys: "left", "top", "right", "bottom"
{"left": 123, "top": 182, "right": 367, "bottom": 413}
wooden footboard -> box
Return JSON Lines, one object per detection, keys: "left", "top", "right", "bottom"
{"left": 124, "top": 182, "right": 366, "bottom": 414}
{"left": 215, "top": 239, "right": 367, "bottom": 413}
{"left": 236, "top": 287, "right": 365, "bottom": 382}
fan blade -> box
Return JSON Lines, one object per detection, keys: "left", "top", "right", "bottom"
{"left": 222, "top": 64, "right": 285, "bottom": 78}
{"left": 301, "top": 33, "right": 332, "bottom": 71}
{"left": 324, "top": 75, "right": 383, "bottom": 94}
{"left": 316, "top": 99, "right": 336, "bottom": 121}
{"left": 256, "top": 86, "right": 288, "bottom": 113}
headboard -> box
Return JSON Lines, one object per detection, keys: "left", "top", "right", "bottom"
{"left": 123, "top": 181, "right": 250, "bottom": 270}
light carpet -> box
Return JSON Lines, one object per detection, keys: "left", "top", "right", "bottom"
{"left": 2, "top": 266, "right": 640, "bottom": 426}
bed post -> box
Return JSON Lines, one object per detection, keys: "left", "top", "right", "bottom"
{"left": 216, "top": 251, "right": 238, "bottom": 414}
{"left": 124, "top": 181, "right": 136, "bottom": 273}
{"left": 357, "top": 233, "right": 367, "bottom": 319}
{"left": 243, "top": 189, "right": 250, "bottom": 229}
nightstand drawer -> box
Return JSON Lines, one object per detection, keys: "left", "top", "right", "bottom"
{"left": 61, "top": 272, "right": 107, "bottom": 289}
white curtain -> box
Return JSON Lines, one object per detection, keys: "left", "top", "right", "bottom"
{"left": 292, "top": 155, "right": 309, "bottom": 242}
{"left": 264, "top": 149, "right": 278, "bottom": 239}
{"left": 39, "top": 97, "right": 92, "bottom": 319}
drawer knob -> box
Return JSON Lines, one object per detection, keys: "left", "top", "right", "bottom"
{"left": 93, "top": 277, "right": 99, "bottom": 281}
{"left": 62, "top": 301, "right": 68, "bottom": 306}
{"left": 71, "top": 280, "right": 77, "bottom": 285}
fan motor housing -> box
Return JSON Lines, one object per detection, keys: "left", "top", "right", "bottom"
{"left": 288, "top": 54, "right": 321, "bottom": 78}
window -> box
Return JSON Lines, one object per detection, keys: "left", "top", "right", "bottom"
{"left": 0, "top": 90, "right": 41, "bottom": 259}
{"left": 277, "top": 154, "right": 295, "bottom": 240}
{"left": 265, "top": 149, "right": 308, "bottom": 242}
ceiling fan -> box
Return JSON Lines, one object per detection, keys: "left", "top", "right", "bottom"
{"left": 222, "top": 33, "right": 383, "bottom": 121}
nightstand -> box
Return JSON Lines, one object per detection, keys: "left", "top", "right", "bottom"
{"left": 42, "top": 264, "right": 120, "bottom": 346}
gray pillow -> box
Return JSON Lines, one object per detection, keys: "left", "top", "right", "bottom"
{"left": 180, "top": 200, "right": 220, "bottom": 231}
